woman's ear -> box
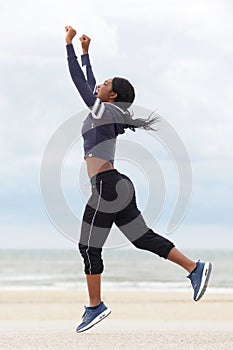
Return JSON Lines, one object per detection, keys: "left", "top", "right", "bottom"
{"left": 110, "top": 91, "right": 118, "bottom": 100}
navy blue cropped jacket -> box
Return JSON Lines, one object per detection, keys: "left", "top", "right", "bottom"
{"left": 66, "top": 44, "right": 126, "bottom": 163}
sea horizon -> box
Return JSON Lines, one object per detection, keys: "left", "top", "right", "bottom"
{"left": 1, "top": 248, "right": 232, "bottom": 292}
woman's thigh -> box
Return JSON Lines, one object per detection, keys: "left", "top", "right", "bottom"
{"left": 79, "top": 182, "right": 116, "bottom": 249}
{"left": 114, "top": 174, "right": 150, "bottom": 242}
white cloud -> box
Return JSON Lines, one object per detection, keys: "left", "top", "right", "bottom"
{"left": 0, "top": 0, "right": 121, "bottom": 64}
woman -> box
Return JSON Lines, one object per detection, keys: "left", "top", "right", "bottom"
{"left": 65, "top": 26, "right": 212, "bottom": 333}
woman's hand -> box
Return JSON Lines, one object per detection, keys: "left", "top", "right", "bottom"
{"left": 65, "top": 26, "right": 77, "bottom": 45}
{"left": 79, "top": 34, "right": 91, "bottom": 55}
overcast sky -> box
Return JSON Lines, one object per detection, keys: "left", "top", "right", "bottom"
{"left": 0, "top": 0, "right": 233, "bottom": 250}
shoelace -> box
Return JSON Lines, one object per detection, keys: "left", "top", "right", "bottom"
{"left": 81, "top": 308, "right": 87, "bottom": 319}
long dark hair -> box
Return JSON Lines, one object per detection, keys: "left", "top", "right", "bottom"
{"left": 112, "top": 77, "right": 159, "bottom": 132}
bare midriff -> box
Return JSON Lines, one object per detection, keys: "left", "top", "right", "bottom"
{"left": 85, "top": 157, "right": 114, "bottom": 179}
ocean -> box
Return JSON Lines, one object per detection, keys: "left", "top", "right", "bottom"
{"left": 1, "top": 248, "right": 232, "bottom": 292}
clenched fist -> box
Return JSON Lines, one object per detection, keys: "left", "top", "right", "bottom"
{"left": 65, "top": 26, "right": 77, "bottom": 45}
{"left": 79, "top": 34, "right": 91, "bottom": 55}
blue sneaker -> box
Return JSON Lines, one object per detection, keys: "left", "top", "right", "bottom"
{"left": 187, "top": 261, "right": 212, "bottom": 301}
{"left": 76, "top": 302, "right": 111, "bottom": 333}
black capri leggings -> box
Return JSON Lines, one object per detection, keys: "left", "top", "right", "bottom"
{"left": 79, "top": 169, "right": 175, "bottom": 274}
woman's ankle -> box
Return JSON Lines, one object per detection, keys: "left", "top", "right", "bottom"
{"left": 89, "top": 300, "right": 101, "bottom": 307}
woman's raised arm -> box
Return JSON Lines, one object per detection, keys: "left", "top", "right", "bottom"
{"left": 80, "top": 34, "right": 97, "bottom": 94}
{"left": 65, "top": 26, "right": 96, "bottom": 108}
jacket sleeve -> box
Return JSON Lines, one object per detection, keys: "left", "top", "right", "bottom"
{"left": 81, "top": 54, "right": 97, "bottom": 94}
{"left": 66, "top": 44, "right": 104, "bottom": 119}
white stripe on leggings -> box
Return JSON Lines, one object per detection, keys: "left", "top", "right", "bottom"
{"left": 86, "top": 180, "right": 103, "bottom": 274}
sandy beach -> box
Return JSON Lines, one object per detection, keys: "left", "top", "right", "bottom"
{"left": 0, "top": 289, "right": 233, "bottom": 350}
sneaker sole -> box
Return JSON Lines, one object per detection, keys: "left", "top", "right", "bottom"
{"left": 195, "top": 262, "right": 212, "bottom": 301}
{"left": 76, "top": 308, "right": 111, "bottom": 333}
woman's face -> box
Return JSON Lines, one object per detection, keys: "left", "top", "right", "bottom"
{"left": 96, "top": 78, "right": 116, "bottom": 102}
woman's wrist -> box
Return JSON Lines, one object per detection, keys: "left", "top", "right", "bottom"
{"left": 66, "top": 39, "right": 73, "bottom": 45}
{"left": 82, "top": 50, "right": 88, "bottom": 55}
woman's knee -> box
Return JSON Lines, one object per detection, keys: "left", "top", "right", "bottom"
{"left": 132, "top": 230, "right": 175, "bottom": 259}
{"left": 78, "top": 243, "right": 104, "bottom": 274}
